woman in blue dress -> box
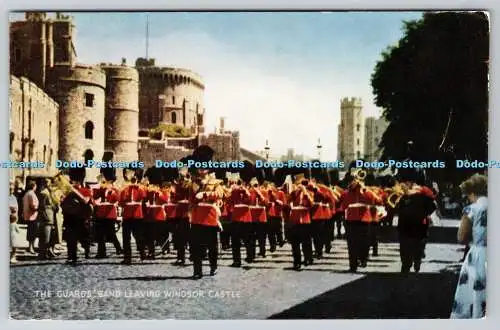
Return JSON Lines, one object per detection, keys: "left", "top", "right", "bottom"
{"left": 450, "top": 173, "right": 487, "bottom": 318}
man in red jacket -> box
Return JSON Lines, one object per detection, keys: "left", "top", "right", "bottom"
{"left": 93, "top": 168, "right": 122, "bottom": 258}
{"left": 190, "top": 175, "right": 223, "bottom": 279}
{"left": 119, "top": 168, "right": 147, "bottom": 265}
{"left": 229, "top": 179, "right": 253, "bottom": 267}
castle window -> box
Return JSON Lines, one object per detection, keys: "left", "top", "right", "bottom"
{"left": 84, "top": 149, "right": 94, "bottom": 162}
{"left": 85, "top": 93, "right": 95, "bottom": 107}
{"left": 49, "top": 121, "right": 52, "bottom": 145}
{"left": 357, "top": 151, "right": 361, "bottom": 158}
{"left": 28, "top": 110, "right": 32, "bottom": 138}
{"left": 85, "top": 121, "right": 94, "bottom": 139}
{"left": 172, "top": 96, "right": 175, "bottom": 105}
{"left": 357, "top": 139, "right": 360, "bottom": 146}
{"left": 49, "top": 149, "right": 53, "bottom": 166}
{"left": 43, "top": 145, "right": 47, "bottom": 163}
{"left": 375, "top": 126, "right": 378, "bottom": 133}
{"left": 356, "top": 124, "right": 360, "bottom": 132}
{"left": 171, "top": 112, "right": 177, "bottom": 124}
{"left": 9, "top": 132, "right": 14, "bottom": 153}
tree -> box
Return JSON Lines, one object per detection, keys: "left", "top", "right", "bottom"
{"left": 371, "top": 12, "right": 489, "bottom": 182}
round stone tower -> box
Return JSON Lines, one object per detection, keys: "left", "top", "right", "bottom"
{"left": 101, "top": 62, "right": 139, "bottom": 162}
{"left": 46, "top": 64, "right": 106, "bottom": 164}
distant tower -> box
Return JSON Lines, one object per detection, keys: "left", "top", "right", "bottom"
{"left": 337, "top": 97, "right": 364, "bottom": 165}
{"left": 101, "top": 61, "right": 140, "bottom": 162}
{"left": 364, "top": 116, "right": 389, "bottom": 162}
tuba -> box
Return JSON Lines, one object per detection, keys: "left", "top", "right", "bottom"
{"left": 385, "top": 183, "right": 406, "bottom": 208}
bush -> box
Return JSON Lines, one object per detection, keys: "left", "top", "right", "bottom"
{"left": 148, "top": 123, "right": 191, "bottom": 138}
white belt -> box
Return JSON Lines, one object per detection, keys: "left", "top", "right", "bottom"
{"left": 97, "top": 202, "right": 115, "bottom": 206}
{"left": 148, "top": 205, "right": 164, "bottom": 208}
{"left": 125, "top": 202, "right": 141, "bottom": 206}
{"left": 177, "top": 200, "right": 189, "bottom": 204}
{"left": 348, "top": 203, "right": 372, "bottom": 208}
{"left": 234, "top": 204, "right": 249, "bottom": 208}
{"left": 291, "top": 206, "right": 308, "bottom": 210}
{"left": 313, "top": 202, "right": 326, "bottom": 206}
{"left": 250, "top": 206, "right": 266, "bottom": 210}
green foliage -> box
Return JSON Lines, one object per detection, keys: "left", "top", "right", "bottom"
{"left": 371, "top": 12, "right": 489, "bottom": 182}
{"left": 148, "top": 123, "right": 191, "bottom": 138}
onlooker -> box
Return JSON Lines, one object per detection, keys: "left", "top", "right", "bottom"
{"left": 9, "top": 181, "right": 20, "bottom": 263}
{"left": 450, "top": 174, "right": 487, "bottom": 319}
{"left": 23, "top": 181, "right": 39, "bottom": 254}
{"left": 36, "top": 179, "right": 58, "bottom": 260}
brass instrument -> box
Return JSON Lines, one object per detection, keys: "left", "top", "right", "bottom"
{"left": 52, "top": 171, "right": 90, "bottom": 203}
{"left": 352, "top": 168, "right": 367, "bottom": 181}
{"left": 385, "top": 183, "right": 406, "bottom": 208}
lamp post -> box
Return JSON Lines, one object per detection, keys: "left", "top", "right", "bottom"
{"left": 264, "top": 139, "right": 270, "bottom": 160}
{"left": 316, "top": 138, "right": 322, "bottom": 161}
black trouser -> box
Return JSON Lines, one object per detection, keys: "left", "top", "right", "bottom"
{"left": 173, "top": 217, "right": 190, "bottom": 262}
{"left": 252, "top": 222, "right": 268, "bottom": 257}
{"left": 324, "top": 217, "right": 336, "bottom": 251}
{"left": 288, "top": 223, "right": 313, "bottom": 267}
{"left": 311, "top": 220, "right": 328, "bottom": 257}
{"left": 369, "top": 222, "right": 380, "bottom": 256}
{"left": 268, "top": 216, "right": 284, "bottom": 250}
{"left": 122, "top": 219, "right": 145, "bottom": 261}
{"left": 144, "top": 221, "right": 158, "bottom": 257}
{"left": 64, "top": 218, "right": 90, "bottom": 262}
{"left": 345, "top": 221, "right": 370, "bottom": 271}
{"left": 399, "top": 233, "right": 426, "bottom": 273}
{"left": 231, "top": 222, "right": 253, "bottom": 264}
{"left": 191, "top": 224, "right": 219, "bottom": 276}
{"left": 382, "top": 209, "right": 395, "bottom": 227}
{"left": 220, "top": 219, "right": 231, "bottom": 249}
{"left": 155, "top": 221, "right": 171, "bottom": 251}
{"left": 95, "top": 219, "right": 122, "bottom": 256}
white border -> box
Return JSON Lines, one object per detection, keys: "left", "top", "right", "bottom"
{"left": 1, "top": 1, "right": 498, "bottom": 329}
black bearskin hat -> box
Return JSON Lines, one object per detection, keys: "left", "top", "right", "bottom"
{"left": 69, "top": 167, "right": 86, "bottom": 184}
{"left": 100, "top": 167, "right": 116, "bottom": 182}
{"left": 144, "top": 166, "right": 163, "bottom": 185}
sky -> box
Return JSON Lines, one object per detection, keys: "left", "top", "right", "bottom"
{"left": 10, "top": 11, "right": 423, "bottom": 160}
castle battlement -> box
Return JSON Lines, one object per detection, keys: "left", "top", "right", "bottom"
{"left": 48, "top": 64, "right": 106, "bottom": 88}
{"left": 341, "top": 97, "right": 362, "bottom": 108}
{"left": 136, "top": 66, "right": 204, "bottom": 89}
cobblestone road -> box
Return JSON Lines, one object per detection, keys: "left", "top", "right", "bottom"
{"left": 10, "top": 220, "right": 463, "bottom": 319}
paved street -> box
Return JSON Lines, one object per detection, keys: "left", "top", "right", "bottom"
{"left": 10, "top": 219, "right": 463, "bottom": 319}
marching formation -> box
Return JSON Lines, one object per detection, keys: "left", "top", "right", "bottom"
{"left": 28, "top": 164, "right": 437, "bottom": 279}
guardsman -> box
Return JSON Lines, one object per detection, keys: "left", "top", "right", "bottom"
{"left": 190, "top": 173, "right": 224, "bottom": 279}
{"left": 287, "top": 175, "right": 314, "bottom": 270}
{"left": 249, "top": 178, "right": 269, "bottom": 258}
{"left": 119, "top": 168, "right": 147, "bottom": 265}
{"left": 229, "top": 179, "right": 253, "bottom": 267}
{"left": 93, "top": 168, "right": 122, "bottom": 258}
{"left": 171, "top": 172, "right": 196, "bottom": 266}
{"left": 219, "top": 178, "right": 232, "bottom": 250}
{"left": 396, "top": 172, "right": 436, "bottom": 274}
{"left": 267, "top": 182, "right": 286, "bottom": 252}
{"left": 368, "top": 181, "right": 386, "bottom": 257}
{"left": 309, "top": 180, "right": 333, "bottom": 259}
{"left": 144, "top": 180, "right": 169, "bottom": 259}
{"left": 60, "top": 168, "right": 93, "bottom": 265}
{"left": 340, "top": 170, "right": 384, "bottom": 272}
{"left": 162, "top": 181, "right": 175, "bottom": 254}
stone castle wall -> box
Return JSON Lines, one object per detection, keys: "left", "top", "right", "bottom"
{"left": 137, "top": 64, "right": 205, "bottom": 133}
{"left": 46, "top": 64, "right": 106, "bottom": 163}
{"left": 338, "top": 97, "right": 364, "bottom": 165}
{"left": 138, "top": 138, "right": 192, "bottom": 168}
{"left": 9, "top": 75, "right": 59, "bottom": 178}
{"left": 101, "top": 64, "right": 139, "bottom": 162}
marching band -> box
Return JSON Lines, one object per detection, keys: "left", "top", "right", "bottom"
{"left": 51, "top": 165, "right": 437, "bottom": 279}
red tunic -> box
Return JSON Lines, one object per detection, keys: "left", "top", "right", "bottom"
{"left": 146, "top": 189, "right": 169, "bottom": 221}
{"left": 341, "top": 185, "right": 384, "bottom": 223}
{"left": 268, "top": 189, "right": 286, "bottom": 218}
{"left": 249, "top": 188, "right": 268, "bottom": 223}
{"left": 191, "top": 192, "right": 220, "bottom": 227}
{"left": 230, "top": 187, "right": 252, "bottom": 223}
{"left": 310, "top": 186, "right": 333, "bottom": 221}
{"left": 288, "top": 189, "right": 313, "bottom": 225}
{"left": 170, "top": 183, "right": 193, "bottom": 219}
{"left": 94, "top": 185, "right": 119, "bottom": 220}
{"left": 119, "top": 184, "right": 146, "bottom": 220}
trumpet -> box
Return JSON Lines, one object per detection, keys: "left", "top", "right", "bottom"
{"left": 352, "top": 169, "right": 367, "bottom": 181}
{"left": 52, "top": 171, "right": 90, "bottom": 203}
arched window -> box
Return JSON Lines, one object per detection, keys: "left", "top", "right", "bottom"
{"left": 357, "top": 138, "right": 360, "bottom": 146}
{"left": 171, "top": 112, "right": 177, "bottom": 124}
{"left": 85, "top": 121, "right": 94, "bottom": 139}
{"left": 172, "top": 95, "right": 175, "bottom": 105}
{"left": 84, "top": 149, "right": 94, "bottom": 162}
{"left": 356, "top": 124, "right": 360, "bottom": 132}
{"left": 9, "top": 132, "right": 14, "bottom": 153}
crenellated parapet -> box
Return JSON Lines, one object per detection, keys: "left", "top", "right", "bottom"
{"left": 136, "top": 66, "right": 205, "bottom": 89}
{"left": 341, "top": 97, "right": 363, "bottom": 108}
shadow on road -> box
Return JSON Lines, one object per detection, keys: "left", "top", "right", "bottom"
{"left": 108, "top": 275, "right": 196, "bottom": 281}
{"left": 378, "top": 226, "right": 459, "bottom": 244}
{"left": 268, "top": 268, "right": 459, "bottom": 319}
